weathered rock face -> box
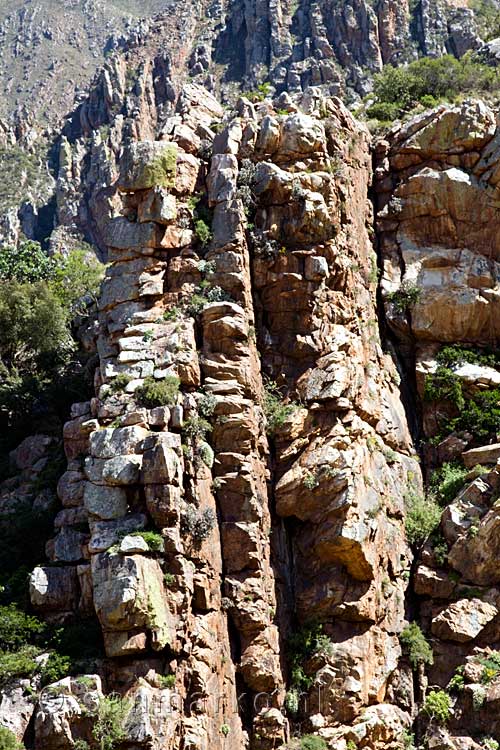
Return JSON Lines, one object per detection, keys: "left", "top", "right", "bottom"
{"left": 14, "top": 84, "right": 429, "bottom": 749}
{"left": 376, "top": 98, "right": 500, "bottom": 748}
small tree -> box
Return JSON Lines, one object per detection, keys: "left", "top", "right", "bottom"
{"left": 399, "top": 622, "right": 433, "bottom": 670}
{"left": 423, "top": 689, "right": 451, "bottom": 724}
{"left": 92, "top": 695, "right": 131, "bottom": 750}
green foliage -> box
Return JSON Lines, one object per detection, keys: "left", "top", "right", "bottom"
{"left": 0, "top": 280, "right": 72, "bottom": 371}
{"left": 368, "top": 54, "right": 500, "bottom": 122}
{"left": 141, "top": 145, "right": 177, "bottom": 189}
{"left": 448, "top": 666, "right": 465, "bottom": 693}
{"left": 423, "top": 367, "right": 464, "bottom": 409}
{"left": 422, "top": 689, "right": 451, "bottom": 724}
{"left": 287, "top": 622, "right": 333, "bottom": 691}
{"left": 479, "top": 651, "right": 500, "bottom": 684}
{"left": 40, "top": 652, "right": 72, "bottom": 686}
{"left": 0, "top": 645, "right": 40, "bottom": 685}
{"left": 163, "top": 306, "right": 181, "bottom": 322}
{"left": 184, "top": 284, "right": 233, "bottom": 316}
{"left": 158, "top": 673, "right": 175, "bottom": 688}
{"left": 399, "top": 622, "right": 434, "bottom": 670}
{"left": 135, "top": 375, "right": 180, "bottom": 407}
{"left": 182, "top": 416, "right": 212, "bottom": 442}
{"left": 197, "top": 393, "right": 217, "bottom": 418}
{"left": 470, "top": 0, "right": 500, "bottom": 40}
{"left": 108, "top": 373, "right": 131, "bottom": 394}
{"left": 0, "top": 604, "right": 44, "bottom": 651}
{"left": 194, "top": 219, "right": 212, "bottom": 246}
{"left": 284, "top": 688, "right": 300, "bottom": 716}
{"left": 482, "top": 738, "right": 500, "bottom": 750}
{"left": 263, "top": 380, "right": 297, "bottom": 435}
{"left": 303, "top": 473, "right": 319, "bottom": 490}
{"left": 0, "top": 246, "right": 99, "bottom": 453}
{"left": 0, "top": 241, "right": 54, "bottom": 283}
{"left": 133, "top": 530, "right": 164, "bottom": 552}
{"left": 163, "top": 573, "right": 175, "bottom": 586}
{"left": 404, "top": 488, "right": 441, "bottom": 545}
{"left": 197, "top": 441, "right": 214, "bottom": 468}
{"left": 244, "top": 82, "right": 272, "bottom": 102}
{"left": 346, "top": 742, "right": 357, "bottom": 750}
{"left": 400, "top": 731, "right": 416, "bottom": 750}
{"left": 220, "top": 724, "right": 230, "bottom": 737}
{"left": 92, "top": 695, "right": 131, "bottom": 750}
{"left": 49, "top": 249, "right": 104, "bottom": 314}
{"left": 387, "top": 282, "right": 422, "bottom": 313}
{"left": 0, "top": 726, "right": 24, "bottom": 750}
{"left": 72, "top": 742, "right": 90, "bottom": 750}
{"left": 429, "top": 462, "right": 469, "bottom": 505}
{"left": 300, "top": 737, "right": 327, "bottom": 750}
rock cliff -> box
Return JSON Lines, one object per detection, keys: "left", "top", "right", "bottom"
{"left": 2, "top": 2, "right": 500, "bottom": 750}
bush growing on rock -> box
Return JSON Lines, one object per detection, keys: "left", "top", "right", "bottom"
{"left": 135, "top": 375, "right": 180, "bottom": 407}
{"left": 399, "top": 622, "right": 434, "bottom": 670}
{"left": 429, "top": 462, "right": 469, "bottom": 506}
{"left": 263, "top": 380, "right": 298, "bottom": 435}
{"left": 0, "top": 603, "right": 44, "bottom": 651}
{"left": 367, "top": 54, "right": 500, "bottom": 122}
{"left": 181, "top": 506, "right": 216, "bottom": 544}
{"left": 0, "top": 726, "right": 25, "bottom": 750}
{"left": 404, "top": 488, "right": 441, "bottom": 545}
{"left": 287, "top": 621, "right": 333, "bottom": 691}
{"left": 92, "top": 694, "right": 131, "bottom": 750}
{"left": 423, "top": 690, "right": 452, "bottom": 724}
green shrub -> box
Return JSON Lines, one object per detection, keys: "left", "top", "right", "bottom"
{"left": 220, "top": 724, "right": 230, "bottom": 737}
{"left": 263, "top": 380, "right": 297, "bottom": 435}
{"left": 482, "top": 738, "right": 500, "bottom": 750}
{"left": 0, "top": 604, "right": 44, "bottom": 651}
{"left": 288, "top": 622, "right": 333, "bottom": 691}
{"left": 0, "top": 645, "right": 40, "bottom": 685}
{"left": 404, "top": 489, "right": 441, "bottom": 545}
{"left": 429, "top": 462, "right": 469, "bottom": 505}
{"left": 284, "top": 688, "right": 300, "bottom": 716}
{"left": 0, "top": 726, "right": 24, "bottom": 749}
{"left": 368, "top": 53, "right": 500, "bottom": 122}
{"left": 448, "top": 667, "right": 465, "bottom": 693}
{"left": 40, "top": 652, "right": 72, "bottom": 686}
{"left": 194, "top": 219, "right": 212, "bottom": 246}
{"left": 422, "top": 689, "right": 451, "bottom": 724}
{"left": 92, "top": 695, "right": 131, "bottom": 750}
{"left": 108, "top": 374, "right": 131, "bottom": 394}
{"left": 49, "top": 249, "right": 104, "bottom": 314}
{"left": 399, "top": 622, "right": 433, "bottom": 670}
{"left": 0, "top": 240, "right": 54, "bottom": 283}
{"left": 387, "top": 282, "right": 422, "bottom": 313}
{"left": 182, "top": 416, "right": 212, "bottom": 442}
{"left": 133, "top": 531, "right": 164, "bottom": 552}
{"left": 423, "top": 367, "right": 464, "bottom": 408}
{"left": 300, "top": 736, "right": 327, "bottom": 750}
{"left": 479, "top": 651, "right": 500, "bottom": 684}
{"left": 158, "top": 673, "right": 175, "bottom": 688}
{"left": 470, "top": 0, "right": 500, "bottom": 40}
{"left": 400, "top": 731, "right": 417, "bottom": 750}
{"left": 244, "top": 82, "right": 272, "bottom": 102}
{"left": 135, "top": 375, "right": 180, "bottom": 407}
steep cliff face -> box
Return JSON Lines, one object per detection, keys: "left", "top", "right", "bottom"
{"left": 376, "top": 98, "right": 500, "bottom": 749}
{"left": 3, "top": 3, "right": 500, "bottom": 750}
{"left": 0, "top": 0, "right": 487, "bottom": 246}
{"left": 0, "top": 83, "right": 426, "bottom": 749}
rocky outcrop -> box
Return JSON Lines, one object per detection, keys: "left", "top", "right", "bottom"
{"left": 376, "top": 97, "right": 500, "bottom": 748}
{"left": 10, "top": 84, "right": 429, "bottom": 749}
